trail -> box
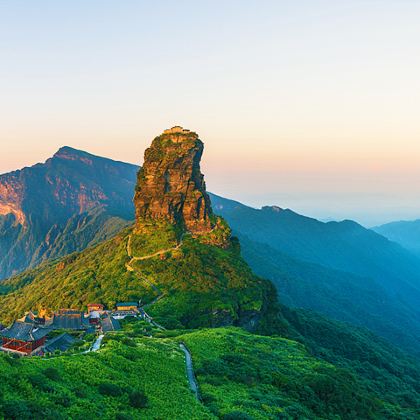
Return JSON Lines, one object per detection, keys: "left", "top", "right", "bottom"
{"left": 126, "top": 233, "right": 184, "bottom": 268}
{"left": 91, "top": 334, "right": 104, "bottom": 352}
{"left": 180, "top": 343, "right": 200, "bottom": 400}
{"left": 125, "top": 233, "right": 188, "bottom": 330}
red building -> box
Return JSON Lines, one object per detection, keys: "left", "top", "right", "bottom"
{"left": 1, "top": 321, "right": 49, "bottom": 355}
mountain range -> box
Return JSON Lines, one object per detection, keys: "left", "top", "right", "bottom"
{"left": 210, "top": 194, "right": 420, "bottom": 355}
{"left": 373, "top": 219, "right": 420, "bottom": 257}
{"left": 0, "top": 128, "right": 419, "bottom": 418}
{"left": 1, "top": 144, "right": 420, "bottom": 355}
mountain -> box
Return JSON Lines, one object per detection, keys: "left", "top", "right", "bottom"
{"left": 0, "top": 128, "right": 277, "bottom": 332}
{"left": 0, "top": 127, "right": 419, "bottom": 417}
{"left": 373, "top": 219, "right": 420, "bottom": 257}
{"left": 0, "top": 147, "right": 138, "bottom": 280}
{"left": 210, "top": 193, "right": 420, "bottom": 355}
{"left": 2, "top": 145, "right": 419, "bottom": 354}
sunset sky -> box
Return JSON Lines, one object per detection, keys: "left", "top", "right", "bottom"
{"left": 1, "top": 1, "right": 419, "bottom": 226}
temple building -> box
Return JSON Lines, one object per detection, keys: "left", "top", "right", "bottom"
{"left": 115, "top": 302, "right": 140, "bottom": 312}
{"left": 1, "top": 321, "right": 49, "bottom": 355}
{"left": 19, "top": 311, "right": 45, "bottom": 325}
{"left": 46, "top": 309, "right": 90, "bottom": 330}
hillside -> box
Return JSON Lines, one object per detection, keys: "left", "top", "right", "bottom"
{"left": 238, "top": 235, "right": 420, "bottom": 355}
{"left": 373, "top": 219, "right": 420, "bottom": 257}
{"left": 210, "top": 193, "right": 420, "bottom": 354}
{"left": 0, "top": 146, "right": 138, "bottom": 279}
{"left": 210, "top": 194, "right": 420, "bottom": 303}
{"left": 0, "top": 320, "right": 418, "bottom": 419}
{"left": 0, "top": 224, "right": 277, "bottom": 333}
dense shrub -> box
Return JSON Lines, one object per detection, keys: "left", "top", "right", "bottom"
{"left": 223, "top": 412, "right": 254, "bottom": 420}
{"left": 43, "top": 367, "right": 60, "bottom": 381}
{"left": 2, "top": 400, "right": 31, "bottom": 419}
{"left": 98, "top": 382, "right": 123, "bottom": 397}
{"left": 129, "top": 390, "right": 148, "bottom": 408}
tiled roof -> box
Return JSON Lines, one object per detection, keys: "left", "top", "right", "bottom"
{"left": 116, "top": 302, "right": 138, "bottom": 307}
{"left": 1, "top": 321, "right": 49, "bottom": 341}
{"left": 48, "top": 312, "right": 89, "bottom": 330}
{"left": 101, "top": 315, "right": 121, "bottom": 333}
{"left": 44, "top": 333, "right": 76, "bottom": 353}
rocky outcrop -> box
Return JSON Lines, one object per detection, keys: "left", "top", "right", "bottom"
{"left": 134, "top": 126, "right": 214, "bottom": 234}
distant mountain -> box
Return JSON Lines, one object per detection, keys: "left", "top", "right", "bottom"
{"left": 373, "top": 219, "right": 420, "bottom": 256}
{"left": 0, "top": 146, "right": 138, "bottom": 279}
{"left": 210, "top": 193, "right": 420, "bottom": 355}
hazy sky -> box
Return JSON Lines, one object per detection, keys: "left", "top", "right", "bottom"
{"left": 1, "top": 1, "right": 419, "bottom": 226}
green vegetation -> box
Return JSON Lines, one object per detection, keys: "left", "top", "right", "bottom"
{"left": 180, "top": 328, "right": 385, "bottom": 419}
{"left": 0, "top": 331, "right": 212, "bottom": 419}
{"left": 210, "top": 193, "right": 420, "bottom": 356}
{"left": 133, "top": 234, "right": 270, "bottom": 329}
{"left": 0, "top": 212, "right": 419, "bottom": 419}
{"left": 280, "top": 306, "right": 420, "bottom": 417}
{"left": 0, "top": 224, "right": 273, "bottom": 331}
{"left": 130, "top": 220, "right": 180, "bottom": 257}
{"left": 0, "top": 322, "right": 418, "bottom": 419}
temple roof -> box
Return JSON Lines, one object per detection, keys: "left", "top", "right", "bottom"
{"left": 44, "top": 333, "right": 76, "bottom": 353}
{"left": 47, "top": 311, "right": 89, "bottom": 330}
{"left": 116, "top": 302, "right": 139, "bottom": 307}
{"left": 1, "top": 321, "right": 49, "bottom": 342}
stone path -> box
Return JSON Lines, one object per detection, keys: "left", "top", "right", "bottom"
{"left": 180, "top": 343, "right": 200, "bottom": 400}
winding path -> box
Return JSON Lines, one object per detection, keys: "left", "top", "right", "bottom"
{"left": 126, "top": 234, "right": 202, "bottom": 397}
{"left": 179, "top": 343, "right": 200, "bottom": 400}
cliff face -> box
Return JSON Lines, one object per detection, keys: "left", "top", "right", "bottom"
{"left": 0, "top": 147, "right": 138, "bottom": 279}
{"left": 134, "top": 126, "right": 213, "bottom": 234}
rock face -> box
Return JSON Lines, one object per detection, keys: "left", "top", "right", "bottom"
{"left": 134, "top": 126, "right": 214, "bottom": 234}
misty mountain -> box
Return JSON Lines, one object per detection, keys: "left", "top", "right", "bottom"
{"left": 210, "top": 193, "right": 420, "bottom": 354}
{"left": 373, "top": 219, "right": 420, "bottom": 257}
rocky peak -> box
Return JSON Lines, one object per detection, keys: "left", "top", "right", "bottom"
{"left": 134, "top": 126, "right": 214, "bottom": 234}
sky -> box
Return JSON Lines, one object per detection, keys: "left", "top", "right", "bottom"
{"left": 1, "top": 1, "right": 419, "bottom": 226}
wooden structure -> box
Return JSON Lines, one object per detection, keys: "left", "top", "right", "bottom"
{"left": 88, "top": 311, "right": 101, "bottom": 325}
{"left": 1, "top": 321, "right": 49, "bottom": 355}
{"left": 115, "top": 302, "right": 139, "bottom": 312}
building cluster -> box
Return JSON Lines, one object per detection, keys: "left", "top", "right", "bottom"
{"left": 0, "top": 301, "right": 142, "bottom": 356}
